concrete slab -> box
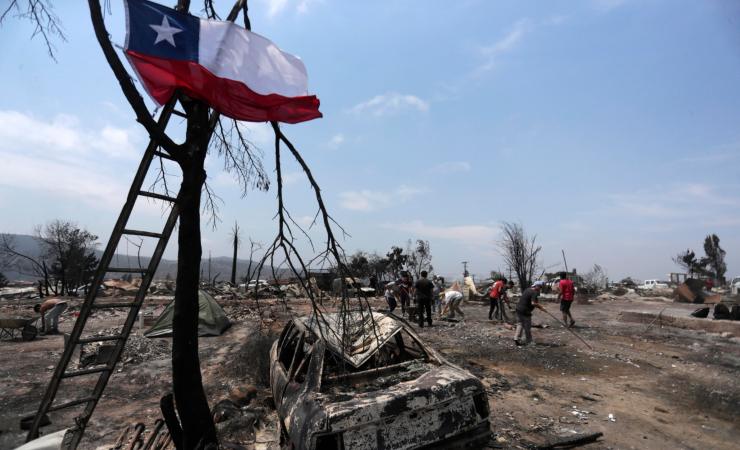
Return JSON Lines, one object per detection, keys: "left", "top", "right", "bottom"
{"left": 618, "top": 307, "right": 740, "bottom": 335}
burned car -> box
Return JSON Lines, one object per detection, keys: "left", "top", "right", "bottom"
{"left": 270, "top": 312, "right": 491, "bottom": 449}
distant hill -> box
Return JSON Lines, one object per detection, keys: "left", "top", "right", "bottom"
{"left": 0, "top": 233, "right": 284, "bottom": 282}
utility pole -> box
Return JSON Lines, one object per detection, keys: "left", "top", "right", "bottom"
{"left": 462, "top": 261, "right": 469, "bottom": 276}
{"left": 561, "top": 249, "right": 569, "bottom": 274}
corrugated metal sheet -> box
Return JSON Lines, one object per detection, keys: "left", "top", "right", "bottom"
{"left": 299, "top": 312, "right": 402, "bottom": 368}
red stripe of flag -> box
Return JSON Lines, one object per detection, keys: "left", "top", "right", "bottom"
{"left": 127, "top": 50, "right": 322, "bottom": 124}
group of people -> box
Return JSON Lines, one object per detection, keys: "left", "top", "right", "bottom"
{"left": 383, "top": 271, "right": 464, "bottom": 328}
{"left": 383, "top": 270, "right": 577, "bottom": 347}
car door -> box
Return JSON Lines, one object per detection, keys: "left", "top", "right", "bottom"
{"left": 272, "top": 322, "right": 297, "bottom": 407}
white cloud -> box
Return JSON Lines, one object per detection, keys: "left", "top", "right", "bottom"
{"left": 543, "top": 14, "right": 569, "bottom": 26}
{"left": 676, "top": 183, "right": 712, "bottom": 199}
{"left": 296, "top": 0, "right": 321, "bottom": 14}
{"left": 212, "top": 171, "right": 239, "bottom": 187}
{"left": 282, "top": 171, "right": 303, "bottom": 186}
{"left": 327, "top": 133, "right": 345, "bottom": 150}
{"left": 295, "top": 215, "right": 315, "bottom": 227}
{"left": 482, "top": 19, "right": 532, "bottom": 55}
{"left": 472, "top": 14, "right": 568, "bottom": 78}
{"left": 0, "top": 110, "right": 141, "bottom": 161}
{"left": 236, "top": 121, "right": 273, "bottom": 148}
{"left": 0, "top": 148, "right": 131, "bottom": 209}
{"left": 265, "top": 0, "right": 289, "bottom": 17}
{"left": 261, "top": 0, "right": 321, "bottom": 18}
{"left": 474, "top": 18, "right": 533, "bottom": 75}
{"left": 430, "top": 161, "right": 471, "bottom": 174}
{"left": 339, "top": 185, "right": 425, "bottom": 211}
{"left": 676, "top": 152, "right": 739, "bottom": 164}
{"left": 609, "top": 183, "right": 740, "bottom": 219}
{"left": 702, "top": 216, "right": 740, "bottom": 228}
{"left": 561, "top": 220, "right": 592, "bottom": 232}
{"left": 350, "top": 92, "right": 430, "bottom": 117}
{"left": 382, "top": 221, "right": 499, "bottom": 246}
{"left": 0, "top": 110, "right": 165, "bottom": 212}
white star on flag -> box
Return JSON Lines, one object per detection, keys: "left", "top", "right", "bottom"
{"left": 150, "top": 16, "right": 182, "bottom": 47}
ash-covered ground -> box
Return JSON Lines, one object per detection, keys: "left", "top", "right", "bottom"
{"left": 1, "top": 294, "right": 738, "bottom": 449}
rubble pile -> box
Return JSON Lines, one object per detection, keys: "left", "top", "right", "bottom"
{"left": 78, "top": 328, "right": 171, "bottom": 367}
{"left": 0, "top": 285, "right": 39, "bottom": 300}
{"left": 148, "top": 281, "right": 174, "bottom": 295}
{"left": 223, "top": 305, "right": 261, "bottom": 322}
{"left": 120, "top": 333, "right": 171, "bottom": 364}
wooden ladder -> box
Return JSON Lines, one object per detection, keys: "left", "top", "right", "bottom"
{"left": 25, "top": 99, "right": 181, "bottom": 448}
{"left": 26, "top": 2, "right": 246, "bottom": 445}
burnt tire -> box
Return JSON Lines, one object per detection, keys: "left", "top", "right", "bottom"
{"left": 714, "top": 303, "right": 731, "bottom": 320}
{"left": 22, "top": 324, "right": 38, "bottom": 341}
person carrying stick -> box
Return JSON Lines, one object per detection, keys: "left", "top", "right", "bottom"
{"left": 514, "top": 281, "right": 544, "bottom": 346}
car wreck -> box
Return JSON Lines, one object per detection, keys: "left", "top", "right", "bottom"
{"left": 270, "top": 311, "right": 491, "bottom": 449}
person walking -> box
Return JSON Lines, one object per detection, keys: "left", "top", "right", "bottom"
{"left": 558, "top": 272, "right": 576, "bottom": 327}
{"left": 431, "top": 276, "right": 443, "bottom": 313}
{"left": 415, "top": 270, "right": 434, "bottom": 328}
{"left": 384, "top": 283, "right": 398, "bottom": 313}
{"left": 34, "top": 298, "right": 68, "bottom": 334}
{"left": 514, "top": 281, "right": 544, "bottom": 346}
{"left": 498, "top": 280, "right": 515, "bottom": 322}
{"left": 369, "top": 274, "right": 378, "bottom": 296}
{"left": 489, "top": 277, "right": 505, "bottom": 320}
{"left": 397, "top": 272, "right": 412, "bottom": 316}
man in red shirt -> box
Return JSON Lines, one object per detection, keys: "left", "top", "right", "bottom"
{"left": 489, "top": 277, "right": 512, "bottom": 321}
{"left": 558, "top": 272, "right": 576, "bottom": 327}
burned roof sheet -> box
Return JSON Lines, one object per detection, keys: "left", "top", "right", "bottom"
{"left": 299, "top": 312, "right": 403, "bottom": 369}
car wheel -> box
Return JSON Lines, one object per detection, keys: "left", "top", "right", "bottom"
{"left": 278, "top": 420, "right": 292, "bottom": 448}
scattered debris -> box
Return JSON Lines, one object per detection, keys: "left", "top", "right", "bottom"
{"left": 77, "top": 328, "right": 170, "bottom": 368}
{"left": 537, "top": 431, "right": 604, "bottom": 449}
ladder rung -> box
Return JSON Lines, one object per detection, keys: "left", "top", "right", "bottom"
{"left": 152, "top": 150, "right": 175, "bottom": 161}
{"left": 106, "top": 267, "right": 148, "bottom": 273}
{"left": 77, "top": 335, "right": 125, "bottom": 344}
{"left": 62, "top": 366, "right": 111, "bottom": 379}
{"left": 48, "top": 397, "right": 97, "bottom": 412}
{"left": 122, "top": 229, "right": 164, "bottom": 239}
{"left": 90, "top": 302, "right": 139, "bottom": 309}
{"left": 139, "top": 191, "right": 178, "bottom": 203}
{"left": 172, "top": 109, "right": 187, "bottom": 118}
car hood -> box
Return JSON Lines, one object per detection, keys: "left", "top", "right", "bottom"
{"left": 319, "top": 362, "right": 483, "bottom": 429}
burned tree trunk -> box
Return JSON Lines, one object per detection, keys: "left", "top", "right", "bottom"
{"left": 172, "top": 162, "right": 215, "bottom": 448}
{"left": 171, "top": 100, "right": 217, "bottom": 448}
{"left": 230, "top": 222, "right": 240, "bottom": 285}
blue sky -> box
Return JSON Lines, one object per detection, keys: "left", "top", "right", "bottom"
{"left": 1, "top": 0, "right": 740, "bottom": 281}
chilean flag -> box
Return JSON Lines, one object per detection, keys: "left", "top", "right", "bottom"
{"left": 124, "top": 0, "right": 321, "bottom": 124}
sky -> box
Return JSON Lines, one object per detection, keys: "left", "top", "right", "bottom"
{"left": 1, "top": 0, "right": 740, "bottom": 282}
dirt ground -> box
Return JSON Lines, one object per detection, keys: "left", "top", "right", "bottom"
{"left": 1, "top": 294, "right": 738, "bottom": 449}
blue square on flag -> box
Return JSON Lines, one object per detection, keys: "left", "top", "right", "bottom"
{"left": 126, "top": 0, "right": 199, "bottom": 62}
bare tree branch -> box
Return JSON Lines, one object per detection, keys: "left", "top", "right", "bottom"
{"left": 201, "top": 179, "right": 222, "bottom": 230}
{"left": 498, "top": 221, "right": 542, "bottom": 289}
{"left": 1, "top": 0, "right": 67, "bottom": 61}
{"left": 210, "top": 119, "right": 270, "bottom": 195}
